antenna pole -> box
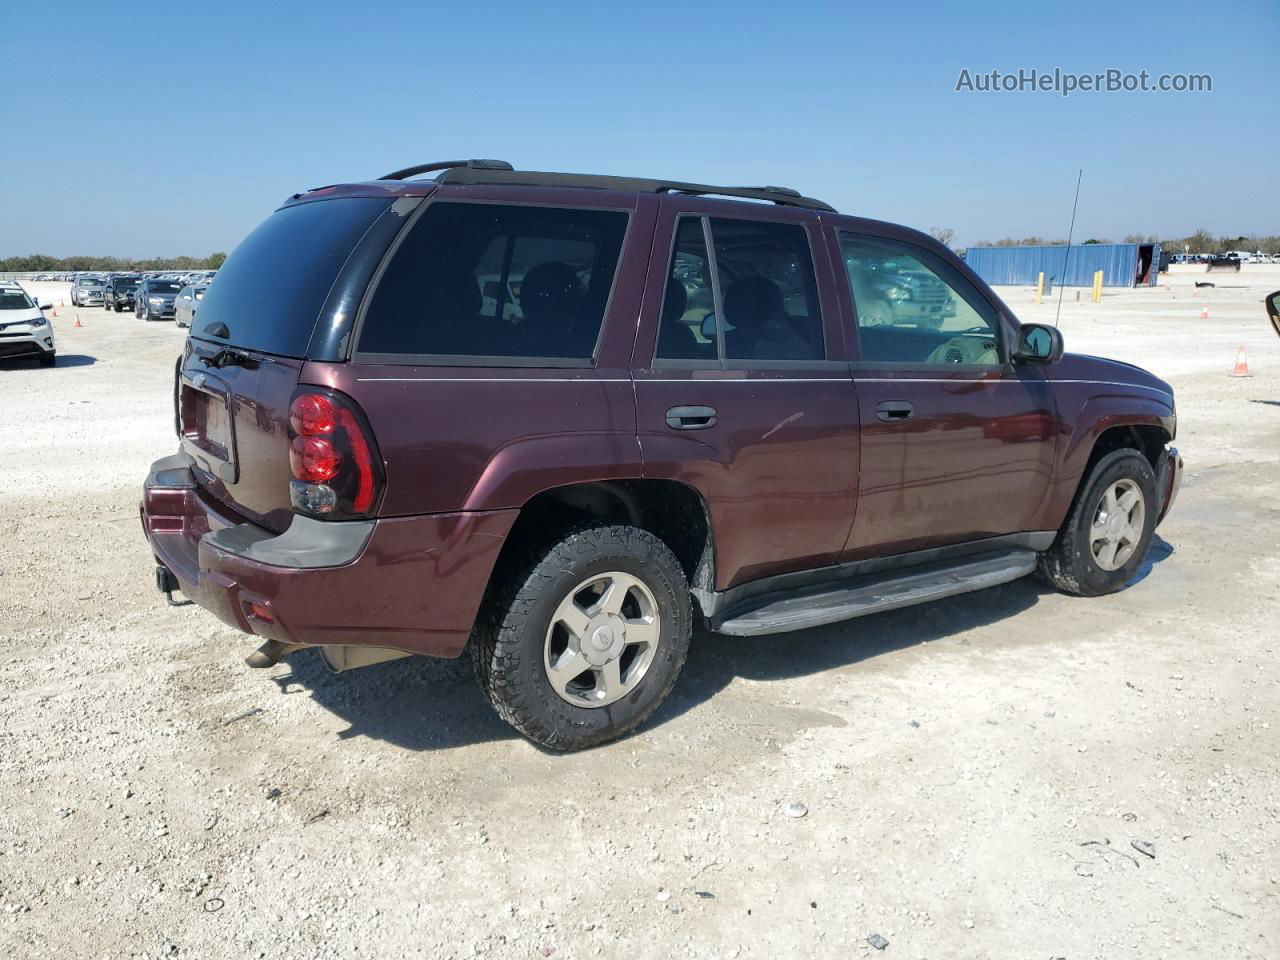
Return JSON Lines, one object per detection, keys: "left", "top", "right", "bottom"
{"left": 1055, "top": 169, "right": 1083, "bottom": 327}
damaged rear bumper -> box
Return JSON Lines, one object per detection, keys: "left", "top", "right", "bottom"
{"left": 140, "top": 451, "right": 515, "bottom": 658}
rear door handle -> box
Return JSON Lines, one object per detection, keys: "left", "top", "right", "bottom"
{"left": 875, "top": 400, "right": 915, "bottom": 423}
{"left": 666, "top": 405, "right": 718, "bottom": 430}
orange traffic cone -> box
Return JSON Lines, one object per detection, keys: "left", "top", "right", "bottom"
{"left": 1230, "top": 345, "right": 1250, "bottom": 377}
{"left": 50, "top": 305, "right": 58, "bottom": 317}
{"left": 74, "top": 314, "right": 82, "bottom": 328}
{"left": 1200, "top": 304, "right": 1210, "bottom": 319}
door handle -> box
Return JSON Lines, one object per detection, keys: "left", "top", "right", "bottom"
{"left": 666, "top": 405, "right": 718, "bottom": 430}
{"left": 876, "top": 400, "right": 915, "bottom": 423}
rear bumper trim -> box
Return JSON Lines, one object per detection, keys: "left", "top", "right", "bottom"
{"left": 205, "top": 514, "right": 374, "bottom": 569}
{"left": 140, "top": 450, "right": 516, "bottom": 658}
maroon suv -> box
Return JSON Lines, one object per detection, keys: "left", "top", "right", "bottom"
{"left": 141, "top": 159, "right": 1182, "bottom": 750}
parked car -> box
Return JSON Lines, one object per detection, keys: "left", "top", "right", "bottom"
{"left": 70, "top": 275, "right": 106, "bottom": 306}
{"left": 141, "top": 159, "right": 1183, "bottom": 751}
{"left": 135, "top": 278, "right": 183, "bottom": 320}
{"left": 1266, "top": 289, "right": 1280, "bottom": 339}
{"left": 174, "top": 283, "right": 208, "bottom": 328}
{"left": 1207, "top": 255, "right": 1241, "bottom": 272}
{"left": 104, "top": 275, "right": 141, "bottom": 312}
{"left": 0, "top": 282, "right": 56, "bottom": 366}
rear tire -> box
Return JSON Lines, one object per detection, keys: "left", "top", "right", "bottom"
{"left": 1038, "top": 448, "right": 1158, "bottom": 597}
{"left": 471, "top": 524, "right": 692, "bottom": 751}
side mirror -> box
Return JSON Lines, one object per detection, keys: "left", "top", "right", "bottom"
{"left": 1013, "top": 323, "right": 1064, "bottom": 363}
{"left": 1266, "top": 290, "right": 1280, "bottom": 340}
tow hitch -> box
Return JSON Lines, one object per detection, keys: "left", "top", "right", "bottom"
{"left": 154, "top": 564, "right": 192, "bottom": 607}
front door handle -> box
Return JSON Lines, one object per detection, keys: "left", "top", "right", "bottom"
{"left": 666, "top": 405, "right": 718, "bottom": 430}
{"left": 876, "top": 400, "right": 915, "bottom": 423}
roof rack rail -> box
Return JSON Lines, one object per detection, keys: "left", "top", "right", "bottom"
{"left": 433, "top": 166, "right": 835, "bottom": 212}
{"left": 379, "top": 159, "right": 513, "bottom": 181}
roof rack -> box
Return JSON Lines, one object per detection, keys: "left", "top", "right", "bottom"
{"left": 379, "top": 159, "right": 514, "bottom": 181}
{"left": 427, "top": 165, "right": 835, "bottom": 212}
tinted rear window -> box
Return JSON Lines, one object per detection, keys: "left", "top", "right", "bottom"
{"left": 194, "top": 197, "right": 390, "bottom": 357}
{"left": 357, "top": 201, "right": 629, "bottom": 362}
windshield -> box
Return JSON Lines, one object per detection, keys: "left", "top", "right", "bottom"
{"left": 117, "top": 280, "right": 139, "bottom": 289}
{"left": 195, "top": 197, "right": 391, "bottom": 357}
{"left": 0, "top": 289, "right": 35, "bottom": 310}
{"left": 148, "top": 281, "right": 183, "bottom": 293}
{"left": 78, "top": 278, "right": 104, "bottom": 287}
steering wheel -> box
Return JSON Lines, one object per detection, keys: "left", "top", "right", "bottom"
{"left": 925, "top": 335, "right": 999, "bottom": 365}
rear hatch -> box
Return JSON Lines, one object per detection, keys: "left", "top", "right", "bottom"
{"left": 177, "top": 196, "right": 397, "bottom": 532}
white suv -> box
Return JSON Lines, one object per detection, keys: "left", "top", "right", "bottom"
{"left": 0, "top": 283, "right": 56, "bottom": 367}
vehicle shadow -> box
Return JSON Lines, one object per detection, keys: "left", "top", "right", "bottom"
{"left": 0, "top": 354, "right": 99, "bottom": 369}
{"left": 1126, "top": 533, "right": 1173, "bottom": 588}
{"left": 278, "top": 539, "right": 1174, "bottom": 753}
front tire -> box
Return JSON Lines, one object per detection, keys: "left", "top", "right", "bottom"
{"left": 1039, "top": 448, "right": 1158, "bottom": 596}
{"left": 471, "top": 524, "right": 692, "bottom": 751}
{"left": 38, "top": 352, "right": 56, "bottom": 368}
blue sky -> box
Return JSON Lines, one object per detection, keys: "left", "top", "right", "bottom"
{"left": 2, "top": 0, "right": 1276, "bottom": 257}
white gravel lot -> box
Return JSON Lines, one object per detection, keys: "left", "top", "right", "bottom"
{"left": 1, "top": 266, "right": 1278, "bottom": 959}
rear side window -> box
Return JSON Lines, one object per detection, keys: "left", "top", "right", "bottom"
{"left": 194, "top": 197, "right": 390, "bottom": 357}
{"left": 656, "top": 216, "right": 824, "bottom": 364}
{"left": 357, "top": 202, "right": 629, "bottom": 362}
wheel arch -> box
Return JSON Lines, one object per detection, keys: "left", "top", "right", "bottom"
{"left": 482, "top": 478, "right": 716, "bottom": 615}
{"left": 1042, "top": 402, "right": 1172, "bottom": 532}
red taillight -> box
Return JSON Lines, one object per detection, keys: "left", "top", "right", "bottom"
{"left": 289, "top": 394, "right": 337, "bottom": 437}
{"left": 338, "top": 409, "right": 376, "bottom": 513}
{"left": 286, "top": 390, "right": 382, "bottom": 520}
{"left": 290, "top": 435, "right": 342, "bottom": 483}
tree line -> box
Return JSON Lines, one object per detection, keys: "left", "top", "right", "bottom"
{"left": 954, "top": 230, "right": 1280, "bottom": 255}
{"left": 0, "top": 252, "right": 227, "bottom": 272}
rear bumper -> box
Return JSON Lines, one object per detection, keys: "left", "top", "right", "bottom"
{"left": 141, "top": 452, "right": 516, "bottom": 658}
{"left": 1155, "top": 446, "right": 1182, "bottom": 525}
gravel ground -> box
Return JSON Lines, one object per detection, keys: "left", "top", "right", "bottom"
{"left": 1, "top": 267, "right": 1278, "bottom": 959}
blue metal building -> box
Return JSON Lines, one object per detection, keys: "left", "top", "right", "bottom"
{"left": 965, "top": 242, "right": 1161, "bottom": 288}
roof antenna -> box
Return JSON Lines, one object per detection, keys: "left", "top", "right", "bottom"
{"left": 1054, "top": 169, "right": 1083, "bottom": 327}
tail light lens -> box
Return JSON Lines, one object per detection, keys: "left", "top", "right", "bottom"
{"left": 287, "top": 389, "right": 383, "bottom": 520}
{"left": 290, "top": 436, "right": 342, "bottom": 483}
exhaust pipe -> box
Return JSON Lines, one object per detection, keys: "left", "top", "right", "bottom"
{"left": 244, "top": 639, "right": 309, "bottom": 669}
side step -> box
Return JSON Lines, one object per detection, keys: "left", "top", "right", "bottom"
{"left": 714, "top": 549, "right": 1038, "bottom": 637}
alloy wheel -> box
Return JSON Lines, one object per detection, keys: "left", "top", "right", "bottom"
{"left": 1090, "top": 478, "right": 1145, "bottom": 571}
{"left": 543, "top": 571, "right": 660, "bottom": 708}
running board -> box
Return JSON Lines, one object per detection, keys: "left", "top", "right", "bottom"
{"left": 713, "top": 549, "right": 1038, "bottom": 637}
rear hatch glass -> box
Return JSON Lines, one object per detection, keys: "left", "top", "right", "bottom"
{"left": 192, "top": 196, "right": 391, "bottom": 357}
{"left": 180, "top": 196, "right": 392, "bottom": 530}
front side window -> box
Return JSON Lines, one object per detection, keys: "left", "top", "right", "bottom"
{"left": 840, "top": 234, "right": 1002, "bottom": 366}
{"left": 656, "top": 216, "right": 824, "bottom": 364}
{"left": 358, "top": 202, "right": 629, "bottom": 362}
